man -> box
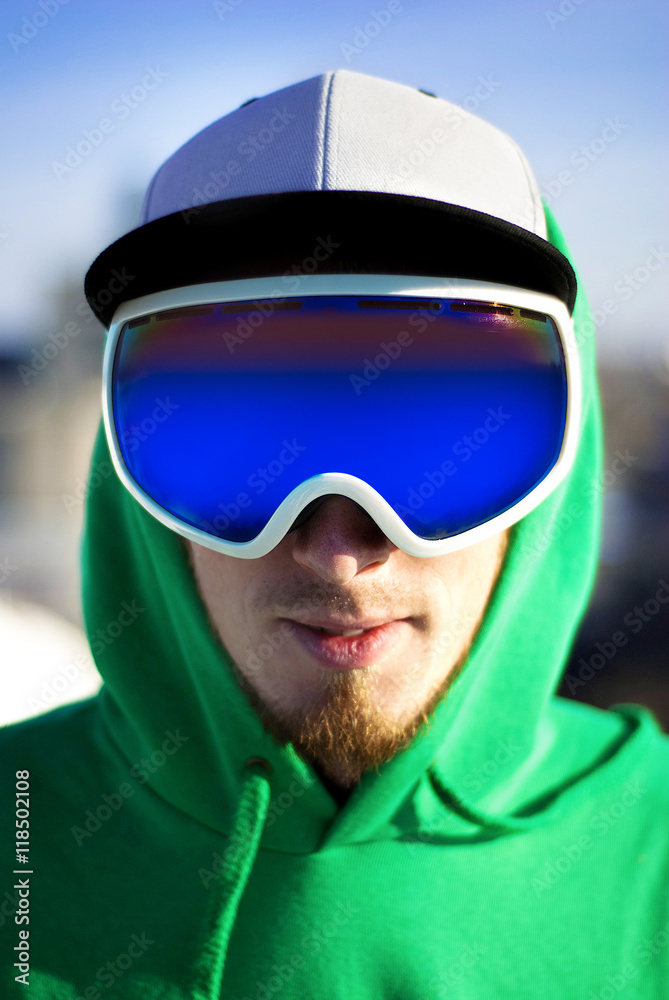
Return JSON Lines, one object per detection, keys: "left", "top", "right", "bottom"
{"left": 1, "top": 69, "right": 668, "bottom": 999}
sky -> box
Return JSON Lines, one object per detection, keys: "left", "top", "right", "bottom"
{"left": 0, "top": 0, "right": 667, "bottom": 364}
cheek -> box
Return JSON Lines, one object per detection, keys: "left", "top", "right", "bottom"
{"left": 424, "top": 531, "right": 508, "bottom": 626}
{"left": 187, "top": 543, "right": 256, "bottom": 626}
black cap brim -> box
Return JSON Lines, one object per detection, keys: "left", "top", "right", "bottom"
{"left": 85, "top": 190, "right": 577, "bottom": 327}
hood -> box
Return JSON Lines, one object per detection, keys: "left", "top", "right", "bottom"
{"left": 79, "top": 69, "right": 647, "bottom": 998}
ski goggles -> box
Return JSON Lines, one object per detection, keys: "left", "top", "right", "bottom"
{"left": 102, "top": 274, "right": 581, "bottom": 558}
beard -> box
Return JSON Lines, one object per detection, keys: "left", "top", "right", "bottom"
{"left": 231, "top": 647, "right": 469, "bottom": 789}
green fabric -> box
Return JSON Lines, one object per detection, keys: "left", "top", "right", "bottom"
{"left": 1, "top": 207, "right": 669, "bottom": 998}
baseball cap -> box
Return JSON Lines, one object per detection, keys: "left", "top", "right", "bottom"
{"left": 85, "top": 69, "right": 576, "bottom": 325}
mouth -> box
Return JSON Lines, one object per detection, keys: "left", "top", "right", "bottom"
{"left": 282, "top": 617, "right": 410, "bottom": 670}
{"left": 312, "top": 626, "right": 369, "bottom": 637}
{"left": 297, "top": 620, "right": 391, "bottom": 636}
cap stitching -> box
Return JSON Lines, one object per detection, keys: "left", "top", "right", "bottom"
{"left": 320, "top": 71, "right": 337, "bottom": 191}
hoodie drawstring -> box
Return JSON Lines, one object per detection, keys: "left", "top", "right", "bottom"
{"left": 190, "top": 758, "right": 272, "bottom": 1000}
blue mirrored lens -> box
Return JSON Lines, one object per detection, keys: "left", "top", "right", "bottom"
{"left": 112, "top": 296, "right": 567, "bottom": 542}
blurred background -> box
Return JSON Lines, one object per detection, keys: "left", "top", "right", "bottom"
{"left": 0, "top": 0, "right": 667, "bottom": 727}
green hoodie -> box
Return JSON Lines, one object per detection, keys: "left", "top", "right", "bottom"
{"left": 1, "top": 209, "right": 668, "bottom": 1000}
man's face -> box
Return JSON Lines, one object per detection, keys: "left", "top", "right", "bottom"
{"left": 187, "top": 497, "right": 508, "bottom": 789}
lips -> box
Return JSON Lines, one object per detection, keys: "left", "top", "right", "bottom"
{"left": 283, "top": 618, "right": 409, "bottom": 670}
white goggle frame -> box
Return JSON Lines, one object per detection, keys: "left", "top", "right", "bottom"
{"left": 102, "top": 274, "right": 581, "bottom": 559}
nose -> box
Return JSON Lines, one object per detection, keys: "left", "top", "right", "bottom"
{"left": 290, "top": 495, "right": 396, "bottom": 584}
